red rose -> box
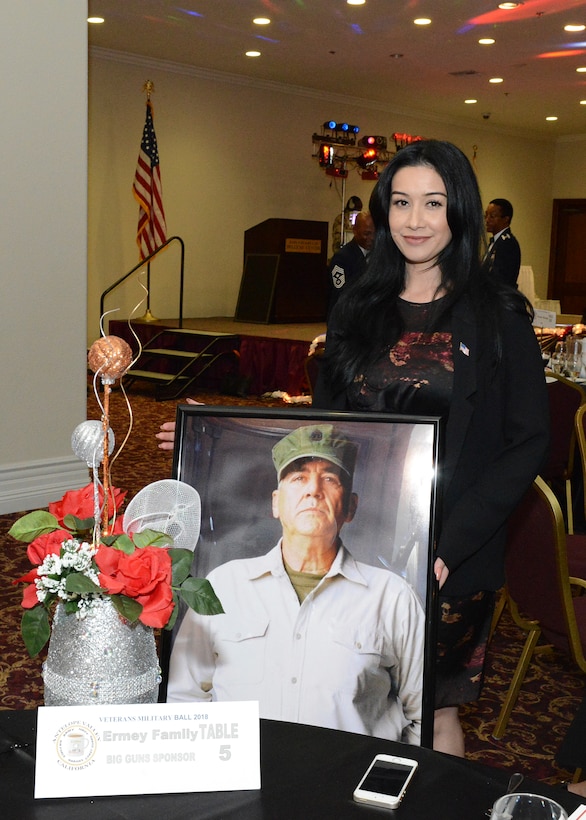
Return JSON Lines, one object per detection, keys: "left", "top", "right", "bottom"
{"left": 49, "top": 483, "right": 126, "bottom": 526}
{"left": 27, "top": 530, "right": 70, "bottom": 566}
{"left": 13, "top": 568, "right": 40, "bottom": 609}
{"left": 96, "top": 545, "right": 174, "bottom": 628}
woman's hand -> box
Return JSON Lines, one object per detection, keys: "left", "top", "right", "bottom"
{"left": 434, "top": 556, "right": 450, "bottom": 589}
{"left": 155, "top": 398, "right": 202, "bottom": 450}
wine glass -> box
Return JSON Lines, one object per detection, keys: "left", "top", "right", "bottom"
{"left": 568, "top": 353, "right": 582, "bottom": 381}
{"left": 491, "top": 792, "right": 568, "bottom": 819}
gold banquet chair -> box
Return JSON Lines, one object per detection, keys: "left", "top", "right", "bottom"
{"left": 492, "top": 476, "right": 586, "bottom": 739}
{"left": 574, "top": 403, "right": 586, "bottom": 531}
{"left": 543, "top": 372, "right": 585, "bottom": 534}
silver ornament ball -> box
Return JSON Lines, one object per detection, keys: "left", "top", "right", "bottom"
{"left": 71, "top": 420, "right": 115, "bottom": 466}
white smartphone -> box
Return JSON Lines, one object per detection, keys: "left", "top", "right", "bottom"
{"left": 353, "top": 753, "right": 418, "bottom": 810}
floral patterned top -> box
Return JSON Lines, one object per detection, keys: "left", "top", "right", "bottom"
{"left": 349, "top": 297, "right": 454, "bottom": 417}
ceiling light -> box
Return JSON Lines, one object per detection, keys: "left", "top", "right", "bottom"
{"left": 347, "top": 0, "right": 366, "bottom": 5}
{"left": 577, "top": 66, "right": 586, "bottom": 72}
{"left": 489, "top": 77, "right": 504, "bottom": 83}
{"left": 465, "top": 99, "right": 478, "bottom": 104}
{"left": 498, "top": 2, "right": 522, "bottom": 9}
{"left": 565, "top": 24, "right": 585, "bottom": 32}
{"left": 246, "top": 51, "right": 261, "bottom": 58}
{"left": 479, "top": 38, "right": 495, "bottom": 45}
{"left": 414, "top": 18, "right": 432, "bottom": 26}
{"left": 546, "top": 116, "right": 558, "bottom": 121}
{"left": 87, "top": 17, "right": 104, "bottom": 24}
{"left": 581, "top": 100, "right": 586, "bottom": 105}
{"left": 253, "top": 17, "right": 271, "bottom": 25}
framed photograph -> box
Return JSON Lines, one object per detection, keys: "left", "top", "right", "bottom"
{"left": 162, "top": 406, "right": 440, "bottom": 748}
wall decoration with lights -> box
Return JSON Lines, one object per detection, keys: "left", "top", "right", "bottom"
{"left": 312, "top": 121, "right": 425, "bottom": 182}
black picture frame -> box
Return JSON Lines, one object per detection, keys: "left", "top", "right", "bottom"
{"left": 162, "top": 405, "right": 440, "bottom": 748}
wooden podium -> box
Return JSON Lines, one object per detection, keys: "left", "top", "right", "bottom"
{"left": 235, "top": 218, "right": 328, "bottom": 323}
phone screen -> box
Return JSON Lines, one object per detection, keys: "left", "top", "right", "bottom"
{"left": 360, "top": 760, "right": 413, "bottom": 797}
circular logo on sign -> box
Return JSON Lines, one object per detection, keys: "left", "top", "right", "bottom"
{"left": 55, "top": 723, "right": 98, "bottom": 767}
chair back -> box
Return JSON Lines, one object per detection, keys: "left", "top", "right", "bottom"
{"left": 543, "top": 373, "right": 584, "bottom": 482}
{"left": 505, "top": 476, "right": 586, "bottom": 671}
{"left": 575, "top": 403, "right": 586, "bottom": 522}
{"left": 303, "top": 348, "right": 323, "bottom": 398}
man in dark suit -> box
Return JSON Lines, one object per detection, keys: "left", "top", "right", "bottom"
{"left": 484, "top": 198, "right": 521, "bottom": 287}
{"left": 327, "top": 211, "right": 374, "bottom": 317}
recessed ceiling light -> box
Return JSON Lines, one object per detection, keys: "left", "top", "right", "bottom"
{"left": 581, "top": 100, "right": 586, "bottom": 105}
{"left": 565, "top": 24, "right": 585, "bottom": 32}
{"left": 253, "top": 17, "right": 271, "bottom": 25}
{"left": 246, "top": 51, "right": 261, "bottom": 58}
{"left": 414, "top": 18, "right": 432, "bottom": 26}
{"left": 87, "top": 17, "right": 104, "bottom": 24}
{"left": 489, "top": 77, "right": 504, "bottom": 83}
{"left": 577, "top": 66, "right": 586, "bottom": 72}
{"left": 465, "top": 99, "right": 478, "bottom": 104}
{"left": 479, "top": 38, "right": 495, "bottom": 45}
{"left": 498, "top": 2, "right": 522, "bottom": 9}
{"left": 546, "top": 116, "right": 558, "bottom": 121}
{"left": 347, "top": 0, "right": 366, "bottom": 5}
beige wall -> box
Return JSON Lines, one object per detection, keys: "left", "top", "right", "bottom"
{"left": 88, "top": 50, "right": 564, "bottom": 342}
{"left": 0, "top": 2, "right": 88, "bottom": 513}
{"left": 552, "top": 136, "right": 586, "bottom": 198}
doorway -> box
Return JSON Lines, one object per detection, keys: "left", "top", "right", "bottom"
{"left": 549, "top": 199, "right": 586, "bottom": 316}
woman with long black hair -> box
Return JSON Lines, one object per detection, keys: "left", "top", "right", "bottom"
{"left": 314, "top": 139, "right": 549, "bottom": 756}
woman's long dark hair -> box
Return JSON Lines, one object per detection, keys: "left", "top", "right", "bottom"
{"left": 322, "top": 139, "right": 531, "bottom": 391}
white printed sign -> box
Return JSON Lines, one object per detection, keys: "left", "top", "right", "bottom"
{"left": 533, "top": 308, "right": 557, "bottom": 328}
{"left": 34, "top": 701, "right": 260, "bottom": 799}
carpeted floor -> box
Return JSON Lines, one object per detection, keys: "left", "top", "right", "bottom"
{"left": 1, "top": 381, "right": 584, "bottom": 787}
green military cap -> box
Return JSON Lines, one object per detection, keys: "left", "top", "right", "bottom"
{"left": 272, "top": 424, "right": 358, "bottom": 481}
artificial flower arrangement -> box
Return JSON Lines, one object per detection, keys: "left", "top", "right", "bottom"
{"left": 10, "top": 331, "right": 225, "bottom": 661}
{"left": 10, "top": 481, "right": 223, "bottom": 658}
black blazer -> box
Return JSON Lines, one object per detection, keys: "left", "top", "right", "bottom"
{"left": 488, "top": 227, "right": 521, "bottom": 287}
{"left": 313, "top": 296, "right": 549, "bottom": 596}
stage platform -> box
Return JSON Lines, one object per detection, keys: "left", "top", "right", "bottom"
{"left": 109, "top": 316, "right": 326, "bottom": 397}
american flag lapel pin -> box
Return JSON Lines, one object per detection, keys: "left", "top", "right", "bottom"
{"left": 459, "top": 342, "right": 470, "bottom": 356}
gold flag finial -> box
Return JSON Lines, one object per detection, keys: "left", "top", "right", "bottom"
{"left": 142, "top": 80, "right": 155, "bottom": 100}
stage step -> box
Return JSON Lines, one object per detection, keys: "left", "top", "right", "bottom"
{"left": 125, "top": 328, "right": 239, "bottom": 400}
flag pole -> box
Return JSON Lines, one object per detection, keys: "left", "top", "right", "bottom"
{"left": 138, "top": 80, "right": 158, "bottom": 322}
{"left": 141, "top": 80, "right": 157, "bottom": 322}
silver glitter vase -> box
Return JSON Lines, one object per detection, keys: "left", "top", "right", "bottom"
{"left": 43, "top": 599, "right": 161, "bottom": 705}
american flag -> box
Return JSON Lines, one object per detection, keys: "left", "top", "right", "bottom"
{"left": 133, "top": 100, "right": 167, "bottom": 260}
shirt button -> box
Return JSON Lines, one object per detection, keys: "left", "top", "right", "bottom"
{"left": 296, "top": 633, "right": 302, "bottom": 640}
{"left": 355, "top": 642, "right": 362, "bottom": 650}
{"left": 291, "top": 677, "right": 297, "bottom": 684}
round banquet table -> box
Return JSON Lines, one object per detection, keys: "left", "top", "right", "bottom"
{"left": 0, "top": 710, "right": 582, "bottom": 819}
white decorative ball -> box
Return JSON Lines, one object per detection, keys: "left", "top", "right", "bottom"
{"left": 71, "top": 421, "right": 115, "bottom": 466}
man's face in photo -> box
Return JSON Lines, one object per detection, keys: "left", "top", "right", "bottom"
{"left": 272, "top": 458, "right": 357, "bottom": 544}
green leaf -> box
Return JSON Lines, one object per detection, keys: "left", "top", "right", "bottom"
{"left": 8, "top": 511, "right": 60, "bottom": 543}
{"left": 132, "top": 529, "right": 173, "bottom": 548}
{"left": 110, "top": 594, "right": 142, "bottom": 623}
{"left": 21, "top": 607, "right": 50, "bottom": 657}
{"left": 169, "top": 548, "right": 193, "bottom": 585}
{"left": 164, "top": 597, "right": 180, "bottom": 632}
{"left": 179, "top": 578, "right": 224, "bottom": 616}
{"left": 65, "top": 573, "right": 102, "bottom": 595}
{"left": 110, "top": 534, "right": 135, "bottom": 554}
{"left": 63, "top": 514, "right": 94, "bottom": 533}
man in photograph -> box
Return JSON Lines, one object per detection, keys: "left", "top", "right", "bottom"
{"left": 167, "top": 423, "right": 425, "bottom": 744}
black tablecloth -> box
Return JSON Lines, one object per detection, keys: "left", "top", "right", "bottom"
{"left": 0, "top": 710, "right": 581, "bottom": 819}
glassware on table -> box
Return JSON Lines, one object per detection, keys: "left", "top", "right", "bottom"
{"left": 490, "top": 792, "right": 568, "bottom": 819}
{"left": 568, "top": 353, "right": 582, "bottom": 381}
{"left": 565, "top": 338, "right": 583, "bottom": 380}
{"left": 550, "top": 341, "right": 567, "bottom": 376}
